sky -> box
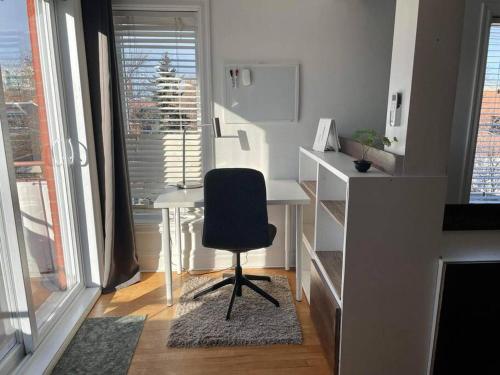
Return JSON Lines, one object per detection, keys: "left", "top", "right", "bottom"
{"left": 0, "top": 0, "right": 31, "bottom": 67}
{"left": 0, "top": 0, "right": 29, "bottom": 32}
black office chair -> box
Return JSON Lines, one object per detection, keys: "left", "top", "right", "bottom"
{"left": 193, "top": 168, "right": 280, "bottom": 320}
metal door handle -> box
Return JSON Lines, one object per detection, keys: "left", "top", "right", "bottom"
{"left": 52, "top": 139, "right": 63, "bottom": 166}
{"left": 66, "top": 138, "right": 74, "bottom": 165}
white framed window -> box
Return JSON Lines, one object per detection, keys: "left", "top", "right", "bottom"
{"left": 469, "top": 20, "right": 500, "bottom": 203}
{"left": 0, "top": 0, "right": 102, "bottom": 372}
{"left": 113, "top": 7, "right": 211, "bottom": 208}
{"left": 0, "top": 0, "right": 86, "bottom": 350}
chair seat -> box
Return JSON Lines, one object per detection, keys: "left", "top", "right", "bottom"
{"left": 229, "top": 224, "right": 277, "bottom": 253}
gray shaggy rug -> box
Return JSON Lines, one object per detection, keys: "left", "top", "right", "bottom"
{"left": 167, "top": 275, "right": 302, "bottom": 348}
{"left": 53, "top": 316, "right": 145, "bottom": 375}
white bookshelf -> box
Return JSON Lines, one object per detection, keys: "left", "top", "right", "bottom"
{"left": 299, "top": 147, "right": 380, "bottom": 306}
{"left": 298, "top": 146, "right": 448, "bottom": 375}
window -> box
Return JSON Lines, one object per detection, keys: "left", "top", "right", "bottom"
{"left": 113, "top": 11, "right": 203, "bottom": 207}
{"left": 0, "top": 0, "right": 85, "bottom": 334}
{"left": 0, "top": 214, "right": 18, "bottom": 364}
{"left": 470, "top": 22, "right": 500, "bottom": 203}
{"left": 0, "top": 0, "right": 100, "bottom": 370}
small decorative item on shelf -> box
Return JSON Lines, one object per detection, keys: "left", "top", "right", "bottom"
{"left": 352, "top": 129, "right": 397, "bottom": 173}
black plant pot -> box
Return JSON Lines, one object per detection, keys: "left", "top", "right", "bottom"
{"left": 354, "top": 159, "right": 372, "bottom": 173}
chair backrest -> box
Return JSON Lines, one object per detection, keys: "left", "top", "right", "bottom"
{"left": 202, "top": 168, "right": 271, "bottom": 250}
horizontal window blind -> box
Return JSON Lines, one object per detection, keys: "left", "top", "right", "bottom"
{"left": 113, "top": 11, "right": 202, "bottom": 206}
{"left": 470, "top": 23, "right": 500, "bottom": 203}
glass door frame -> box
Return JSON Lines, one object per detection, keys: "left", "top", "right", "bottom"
{"left": 0, "top": 0, "right": 85, "bottom": 355}
{"left": 1, "top": 0, "right": 104, "bottom": 371}
{"left": 0, "top": 198, "right": 30, "bottom": 374}
{"left": 1, "top": 0, "right": 106, "bottom": 370}
{"left": 0, "top": 67, "right": 36, "bottom": 359}
{"left": 0, "top": 0, "right": 104, "bottom": 374}
{"left": 34, "top": 0, "right": 86, "bottom": 337}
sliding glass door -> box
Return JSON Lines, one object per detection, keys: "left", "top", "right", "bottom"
{"left": 0, "top": 237, "right": 17, "bottom": 362}
{"left": 0, "top": 0, "right": 83, "bottom": 354}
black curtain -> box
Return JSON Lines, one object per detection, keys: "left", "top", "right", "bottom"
{"left": 81, "top": 0, "right": 140, "bottom": 292}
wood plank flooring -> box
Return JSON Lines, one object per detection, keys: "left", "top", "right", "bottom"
{"left": 89, "top": 269, "right": 330, "bottom": 375}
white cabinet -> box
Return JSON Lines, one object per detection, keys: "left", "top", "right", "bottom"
{"left": 298, "top": 146, "right": 447, "bottom": 375}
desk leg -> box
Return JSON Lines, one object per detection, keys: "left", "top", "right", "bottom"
{"left": 295, "top": 205, "right": 303, "bottom": 301}
{"left": 162, "top": 208, "right": 173, "bottom": 306}
{"left": 285, "top": 205, "right": 290, "bottom": 271}
{"left": 175, "top": 207, "right": 182, "bottom": 274}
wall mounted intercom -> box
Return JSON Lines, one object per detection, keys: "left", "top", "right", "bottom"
{"left": 389, "top": 92, "right": 402, "bottom": 127}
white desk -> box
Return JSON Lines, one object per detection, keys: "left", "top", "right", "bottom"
{"left": 154, "top": 179, "right": 310, "bottom": 306}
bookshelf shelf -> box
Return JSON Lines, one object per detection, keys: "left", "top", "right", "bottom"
{"left": 320, "top": 200, "right": 346, "bottom": 227}
{"left": 300, "top": 180, "right": 317, "bottom": 197}
{"left": 302, "top": 223, "right": 315, "bottom": 255}
{"left": 316, "top": 250, "right": 343, "bottom": 299}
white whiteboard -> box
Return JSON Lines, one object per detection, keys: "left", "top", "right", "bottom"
{"left": 223, "top": 63, "right": 299, "bottom": 124}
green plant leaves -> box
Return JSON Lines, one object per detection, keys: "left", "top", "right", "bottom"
{"left": 352, "top": 129, "right": 398, "bottom": 160}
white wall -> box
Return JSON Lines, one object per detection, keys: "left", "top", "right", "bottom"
{"left": 115, "top": 0, "right": 396, "bottom": 270}
{"left": 212, "top": 0, "right": 396, "bottom": 179}
{"left": 383, "top": 0, "right": 419, "bottom": 156}
{"left": 384, "top": 0, "right": 466, "bottom": 176}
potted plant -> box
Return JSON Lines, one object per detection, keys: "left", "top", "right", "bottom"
{"left": 352, "top": 129, "right": 397, "bottom": 172}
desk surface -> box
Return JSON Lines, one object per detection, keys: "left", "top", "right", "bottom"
{"left": 154, "top": 179, "right": 310, "bottom": 208}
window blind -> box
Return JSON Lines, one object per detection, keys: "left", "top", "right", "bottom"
{"left": 113, "top": 11, "right": 202, "bottom": 206}
{"left": 470, "top": 23, "right": 500, "bottom": 203}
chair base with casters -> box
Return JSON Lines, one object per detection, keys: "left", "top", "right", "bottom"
{"left": 193, "top": 253, "right": 280, "bottom": 320}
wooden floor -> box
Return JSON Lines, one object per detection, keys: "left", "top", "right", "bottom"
{"left": 31, "top": 277, "right": 52, "bottom": 310}
{"left": 89, "top": 269, "right": 330, "bottom": 374}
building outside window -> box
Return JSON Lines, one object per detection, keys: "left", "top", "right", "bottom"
{"left": 470, "top": 22, "right": 500, "bottom": 203}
